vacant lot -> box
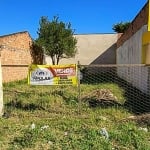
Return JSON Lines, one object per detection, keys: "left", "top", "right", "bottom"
{"left": 0, "top": 79, "right": 150, "bottom": 150}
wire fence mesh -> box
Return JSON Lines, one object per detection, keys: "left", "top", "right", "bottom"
{"left": 4, "top": 65, "right": 150, "bottom": 113}
{"left": 79, "top": 64, "right": 150, "bottom": 114}
{"left": 3, "top": 64, "right": 150, "bottom": 116}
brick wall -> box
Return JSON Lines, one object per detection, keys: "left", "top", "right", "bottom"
{"left": 0, "top": 31, "right": 32, "bottom": 82}
{"left": 117, "top": 2, "right": 148, "bottom": 47}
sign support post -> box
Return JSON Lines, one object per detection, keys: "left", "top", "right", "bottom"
{"left": 77, "top": 61, "right": 81, "bottom": 114}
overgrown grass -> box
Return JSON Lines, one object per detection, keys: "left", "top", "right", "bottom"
{"left": 0, "top": 79, "right": 150, "bottom": 150}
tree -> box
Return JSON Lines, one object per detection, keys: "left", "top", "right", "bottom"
{"left": 112, "top": 22, "right": 131, "bottom": 33}
{"left": 30, "top": 41, "right": 44, "bottom": 65}
{"left": 36, "top": 16, "right": 77, "bottom": 65}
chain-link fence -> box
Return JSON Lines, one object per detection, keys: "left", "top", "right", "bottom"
{"left": 4, "top": 65, "right": 150, "bottom": 114}
{"left": 3, "top": 64, "right": 150, "bottom": 115}
{"left": 79, "top": 64, "right": 150, "bottom": 114}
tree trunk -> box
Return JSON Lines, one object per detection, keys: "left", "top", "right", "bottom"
{"left": 0, "top": 59, "right": 3, "bottom": 116}
{"left": 56, "top": 56, "right": 60, "bottom": 65}
{"left": 51, "top": 55, "right": 55, "bottom": 65}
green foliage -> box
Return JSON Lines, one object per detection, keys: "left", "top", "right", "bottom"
{"left": 12, "top": 128, "right": 39, "bottom": 148}
{"left": 36, "top": 16, "right": 77, "bottom": 65}
{"left": 1, "top": 80, "right": 150, "bottom": 149}
{"left": 112, "top": 21, "right": 131, "bottom": 33}
{"left": 30, "top": 41, "right": 44, "bottom": 64}
{"left": 110, "top": 123, "right": 150, "bottom": 149}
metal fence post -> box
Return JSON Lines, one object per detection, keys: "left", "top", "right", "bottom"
{"left": 77, "top": 61, "right": 81, "bottom": 114}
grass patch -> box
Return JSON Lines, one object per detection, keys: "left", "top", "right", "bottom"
{"left": 0, "top": 79, "right": 150, "bottom": 149}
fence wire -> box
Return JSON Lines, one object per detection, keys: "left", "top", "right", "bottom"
{"left": 79, "top": 64, "right": 150, "bottom": 114}
{"left": 3, "top": 64, "right": 150, "bottom": 116}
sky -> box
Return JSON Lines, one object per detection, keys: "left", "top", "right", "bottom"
{"left": 0, "top": 0, "right": 148, "bottom": 40}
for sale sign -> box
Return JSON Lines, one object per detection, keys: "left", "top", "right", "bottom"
{"left": 28, "top": 64, "right": 77, "bottom": 85}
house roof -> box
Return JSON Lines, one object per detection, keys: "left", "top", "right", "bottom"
{"left": 0, "top": 31, "right": 32, "bottom": 39}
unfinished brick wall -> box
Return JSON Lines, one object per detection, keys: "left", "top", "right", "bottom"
{"left": 117, "top": 2, "right": 148, "bottom": 47}
{"left": 0, "top": 31, "right": 32, "bottom": 82}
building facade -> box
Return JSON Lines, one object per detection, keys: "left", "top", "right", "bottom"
{"left": 0, "top": 31, "right": 32, "bottom": 82}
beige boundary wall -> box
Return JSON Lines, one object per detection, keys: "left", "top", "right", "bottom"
{"left": 44, "top": 34, "right": 118, "bottom": 65}
{"left": 116, "top": 2, "right": 150, "bottom": 94}
{"left": 117, "top": 25, "right": 149, "bottom": 94}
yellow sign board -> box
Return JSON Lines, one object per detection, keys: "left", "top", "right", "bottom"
{"left": 28, "top": 64, "right": 77, "bottom": 85}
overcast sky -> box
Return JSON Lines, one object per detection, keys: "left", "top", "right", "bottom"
{"left": 0, "top": 0, "right": 147, "bottom": 39}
